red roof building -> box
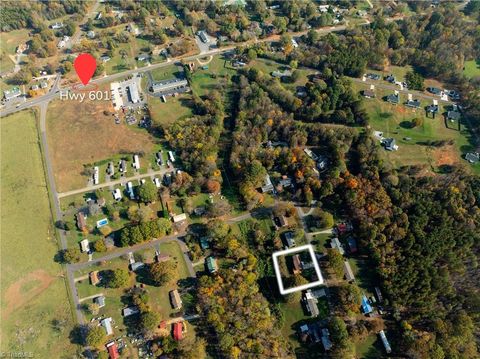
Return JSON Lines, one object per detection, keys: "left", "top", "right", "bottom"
{"left": 173, "top": 322, "right": 183, "bottom": 341}
{"left": 106, "top": 341, "right": 119, "bottom": 359}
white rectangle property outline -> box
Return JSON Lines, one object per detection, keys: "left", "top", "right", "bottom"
{"left": 272, "top": 244, "right": 324, "bottom": 295}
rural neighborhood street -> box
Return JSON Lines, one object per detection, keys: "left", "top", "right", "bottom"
{"left": 57, "top": 168, "right": 176, "bottom": 198}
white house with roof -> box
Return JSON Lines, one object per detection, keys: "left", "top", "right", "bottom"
{"left": 101, "top": 317, "right": 113, "bottom": 335}
{"left": 80, "top": 239, "right": 90, "bottom": 253}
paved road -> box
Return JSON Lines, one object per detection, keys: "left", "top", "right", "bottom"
{"left": 0, "top": 20, "right": 357, "bottom": 118}
{"left": 57, "top": 168, "right": 175, "bottom": 198}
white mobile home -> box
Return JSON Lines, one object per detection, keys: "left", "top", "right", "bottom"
{"left": 132, "top": 155, "right": 140, "bottom": 170}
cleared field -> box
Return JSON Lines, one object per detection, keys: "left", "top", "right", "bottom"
{"left": 1, "top": 110, "right": 77, "bottom": 357}
{"left": 463, "top": 59, "right": 480, "bottom": 79}
{"left": 149, "top": 64, "right": 183, "bottom": 82}
{"left": 190, "top": 55, "right": 237, "bottom": 97}
{"left": 46, "top": 92, "right": 157, "bottom": 192}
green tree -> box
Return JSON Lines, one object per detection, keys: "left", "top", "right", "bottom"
{"left": 104, "top": 269, "right": 129, "bottom": 288}
{"left": 61, "top": 248, "right": 80, "bottom": 263}
{"left": 86, "top": 326, "right": 106, "bottom": 347}
{"left": 138, "top": 181, "right": 158, "bottom": 203}
{"left": 140, "top": 310, "right": 160, "bottom": 333}
{"left": 149, "top": 261, "right": 177, "bottom": 286}
{"left": 405, "top": 71, "right": 425, "bottom": 91}
{"left": 93, "top": 240, "right": 106, "bottom": 253}
{"left": 327, "top": 248, "right": 344, "bottom": 278}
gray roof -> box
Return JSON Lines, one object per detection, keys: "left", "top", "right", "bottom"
{"left": 94, "top": 295, "right": 106, "bottom": 307}
{"left": 406, "top": 99, "right": 421, "bottom": 108}
{"left": 386, "top": 93, "right": 399, "bottom": 104}
{"left": 465, "top": 152, "right": 479, "bottom": 163}
{"left": 447, "top": 110, "right": 461, "bottom": 120}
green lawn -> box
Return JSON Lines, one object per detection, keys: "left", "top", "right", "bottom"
{"left": 147, "top": 94, "right": 193, "bottom": 128}
{"left": 190, "top": 55, "right": 237, "bottom": 97}
{"left": 463, "top": 59, "right": 480, "bottom": 79}
{"left": 355, "top": 333, "right": 383, "bottom": 359}
{"left": 1, "top": 110, "right": 78, "bottom": 357}
{"left": 354, "top": 82, "right": 479, "bottom": 173}
{"left": 149, "top": 64, "right": 183, "bottom": 82}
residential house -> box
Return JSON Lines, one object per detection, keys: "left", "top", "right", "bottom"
{"left": 343, "top": 261, "right": 355, "bottom": 282}
{"left": 199, "top": 236, "right": 210, "bottom": 250}
{"left": 283, "top": 231, "right": 296, "bottom": 248}
{"left": 347, "top": 237, "right": 358, "bottom": 253}
{"left": 361, "top": 295, "right": 373, "bottom": 315}
{"left": 100, "top": 55, "right": 111, "bottom": 62}
{"left": 447, "top": 110, "right": 461, "bottom": 121}
{"left": 379, "top": 330, "right": 392, "bottom": 354}
{"left": 465, "top": 152, "right": 480, "bottom": 164}
{"left": 303, "top": 290, "right": 319, "bottom": 317}
{"left": 168, "top": 151, "right": 175, "bottom": 163}
{"left": 127, "top": 181, "right": 135, "bottom": 199}
{"left": 31, "top": 84, "right": 39, "bottom": 91}
{"left": 385, "top": 74, "right": 396, "bottom": 83}
{"left": 87, "top": 30, "right": 95, "bottom": 39}
{"left": 197, "top": 31, "right": 209, "bottom": 43}
{"left": 76, "top": 212, "right": 87, "bottom": 231}
{"left": 172, "top": 213, "right": 187, "bottom": 223}
{"left": 80, "top": 239, "right": 90, "bottom": 253}
{"left": 3, "top": 87, "right": 22, "bottom": 100}
{"left": 406, "top": 99, "right": 421, "bottom": 108}
{"left": 261, "top": 174, "right": 274, "bottom": 193}
{"left": 312, "top": 288, "right": 326, "bottom": 298}
{"left": 89, "top": 271, "right": 100, "bottom": 285}
{"left": 321, "top": 328, "right": 333, "bottom": 351}
{"left": 50, "top": 22, "right": 63, "bottom": 30}
{"left": 386, "top": 93, "right": 400, "bottom": 104}
{"left": 366, "top": 73, "right": 381, "bottom": 80}
{"left": 173, "top": 321, "right": 184, "bottom": 341}
{"left": 206, "top": 256, "right": 218, "bottom": 273}
{"left": 426, "top": 104, "right": 439, "bottom": 115}
{"left": 130, "top": 262, "right": 145, "bottom": 271}
{"left": 113, "top": 188, "right": 122, "bottom": 201}
{"left": 427, "top": 87, "right": 442, "bottom": 95}
{"left": 93, "top": 166, "right": 99, "bottom": 185}
{"left": 362, "top": 89, "right": 375, "bottom": 98}
{"left": 40, "top": 81, "right": 48, "bottom": 89}
{"left": 331, "top": 237, "right": 345, "bottom": 255}
{"left": 122, "top": 306, "right": 140, "bottom": 317}
{"left": 271, "top": 70, "right": 292, "bottom": 78}
{"left": 137, "top": 54, "right": 149, "bottom": 62}
{"left": 278, "top": 215, "right": 288, "bottom": 227}
{"left": 374, "top": 287, "right": 383, "bottom": 303}
{"left": 101, "top": 317, "right": 114, "bottom": 335}
{"left": 94, "top": 295, "right": 106, "bottom": 308}
{"left": 106, "top": 341, "right": 119, "bottom": 359}
{"left": 292, "top": 254, "right": 302, "bottom": 274}
{"left": 291, "top": 38, "right": 299, "bottom": 48}
{"left": 382, "top": 138, "right": 398, "bottom": 151}
{"left": 169, "top": 289, "right": 182, "bottom": 310}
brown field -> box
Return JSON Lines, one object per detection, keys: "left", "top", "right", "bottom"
{"left": 432, "top": 145, "right": 461, "bottom": 167}
{"left": 46, "top": 90, "right": 156, "bottom": 191}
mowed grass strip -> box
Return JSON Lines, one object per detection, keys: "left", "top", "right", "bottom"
{"left": 1, "top": 110, "right": 78, "bottom": 357}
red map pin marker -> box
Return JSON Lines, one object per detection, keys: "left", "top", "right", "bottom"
{"left": 74, "top": 53, "right": 97, "bottom": 85}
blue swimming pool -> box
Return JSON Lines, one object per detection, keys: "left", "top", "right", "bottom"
{"left": 96, "top": 218, "right": 108, "bottom": 228}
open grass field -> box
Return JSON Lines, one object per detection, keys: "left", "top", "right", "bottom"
{"left": 463, "top": 59, "right": 480, "bottom": 79}
{"left": 190, "top": 55, "right": 237, "bottom": 97}
{"left": 353, "top": 82, "right": 480, "bottom": 174}
{"left": 1, "top": 110, "right": 78, "bottom": 357}
{"left": 46, "top": 90, "right": 157, "bottom": 192}
{"left": 147, "top": 94, "right": 193, "bottom": 128}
